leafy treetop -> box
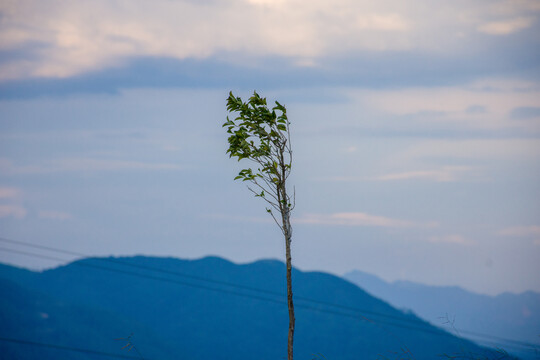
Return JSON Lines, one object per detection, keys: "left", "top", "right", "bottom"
{"left": 223, "top": 91, "right": 294, "bottom": 218}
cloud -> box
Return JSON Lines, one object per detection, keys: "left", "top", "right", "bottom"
{"left": 499, "top": 226, "right": 540, "bottom": 246}
{"left": 0, "top": 0, "right": 538, "bottom": 86}
{"left": 38, "top": 211, "right": 73, "bottom": 220}
{"left": 477, "top": 17, "right": 535, "bottom": 35}
{"left": 2, "top": 158, "right": 181, "bottom": 174}
{"left": 428, "top": 234, "right": 471, "bottom": 245}
{"left": 0, "top": 186, "right": 20, "bottom": 199}
{"left": 0, "top": 53, "right": 526, "bottom": 100}
{"left": 324, "top": 166, "right": 478, "bottom": 183}
{"left": 380, "top": 137, "right": 540, "bottom": 182}
{"left": 0, "top": 0, "right": 414, "bottom": 81}
{"left": 466, "top": 105, "right": 487, "bottom": 114}
{"left": 361, "top": 79, "right": 540, "bottom": 133}
{"left": 0, "top": 204, "right": 27, "bottom": 219}
{"left": 490, "top": 0, "right": 540, "bottom": 15}
{"left": 204, "top": 213, "right": 272, "bottom": 224}
{"left": 510, "top": 106, "right": 540, "bottom": 119}
{"left": 295, "top": 212, "right": 437, "bottom": 228}
{"left": 0, "top": 186, "right": 26, "bottom": 219}
{"left": 247, "top": 0, "right": 287, "bottom": 6}
{"left": 498, "top": 225, "right": 540, "bottom": 237}
{"left": 499, "top": 226, "right": 540, "bottom": 247}
{"left": 374, "top": 166, "right": 473, "bottom": 182}
{"left": 355, "top": 13, "right": 409, "bottom": 31}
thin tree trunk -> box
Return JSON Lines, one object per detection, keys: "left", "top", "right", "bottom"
{"left": 283, "top": 209, "right": 294, "bottom": 360}
{"left": 279, "top": 145, "right": 294, "bottom": 360}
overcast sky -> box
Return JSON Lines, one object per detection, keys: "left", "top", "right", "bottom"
{"left": 0, "top": 0, "right": 539, "bottom": 295}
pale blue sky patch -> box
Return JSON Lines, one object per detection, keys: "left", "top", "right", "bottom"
{"left": 0, "top": 0, "right": 539, "bottom": 295}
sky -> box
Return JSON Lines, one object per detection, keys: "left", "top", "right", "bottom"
{"left": 0, "top": 0, "right": 539, "bottom": 296}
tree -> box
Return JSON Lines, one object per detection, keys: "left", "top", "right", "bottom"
{"left": 223, "top": 91, "right": 296, "bottom": 360}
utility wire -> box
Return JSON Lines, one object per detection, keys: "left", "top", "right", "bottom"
{"left": 0, "top": 245, "right": 439, "bottom": 337}
{"left": 0, "top": 246, "right": 425, "bottom": 360}
{"left": 0, "top": 237, "right": 436, "bottom": 326}
{"left": 0, "top": 336, "right": 146, "bottom": 359}
{"left": 1, "top": 238, "right": 537, "bottom": 351}
{"left": 0, "top": 237, "right": 538, "bottom": 352}
{"left": 0, "top": 246, "right": 535, "bottom": 355}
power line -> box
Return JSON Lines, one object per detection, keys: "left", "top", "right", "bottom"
{"left": 0, "top": 236, "right": 296, "bottom": 298}
{"left": 0, "top": 237, "right": 436, "bottom": 326}
{"left": 0, "top": 237, "right": 538, "bottom": 352}
{"left": 0, "top": 336, "right": 146, "bottom": 359}
{"left": 0, "top": 245, "right": 437, "bottom": 338}
{"left": 0, "top": 245, "right": 291, "bottom": 308}
{"left": 0, "top": 246, "right": 536, "bottom": 356}
{"left": 0, "top": 247, "right": 428, "bottom": 360}
{"left": 1, "top": 237, "right": 537, "bottom": 351}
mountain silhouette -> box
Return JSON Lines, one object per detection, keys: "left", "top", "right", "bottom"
{"left": 0, "top": 256, "right": 504, "bottom": 359}
{"left": 344, "top": 270, "right": 540, "bottom": 359}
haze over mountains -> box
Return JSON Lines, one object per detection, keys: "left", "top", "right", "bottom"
{"left": 344, "top": 270, "right": 540, "bottom": 359}
{"left": 0, "top": 255, "right": 504, "bottom": 360}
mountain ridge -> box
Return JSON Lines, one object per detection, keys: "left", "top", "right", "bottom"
{"left": 343, "top": 269, "right": 540, "bottom": 359}
{"left": 1, "top": 255, "right": 504, "bottom": 360}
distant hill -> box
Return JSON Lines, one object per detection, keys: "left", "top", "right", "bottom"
{"left": 0, "top": 256, "right": 505, "bottom": 360}
{"left": 344, "top": 270, "right": 540, "bottom": 359}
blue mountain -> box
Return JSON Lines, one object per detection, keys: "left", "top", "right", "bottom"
{"left": 0, "top": 256, "right": 508, "bottom": 359}
{"left": 343, "top": 270, "right": 540, "bottom": 359}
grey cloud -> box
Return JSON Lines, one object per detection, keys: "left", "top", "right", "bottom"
{"left": 510, "top": 106, "right": 540, "bottom": 119}
{"left": 0, "top": 43, "right": 48, "bottom": 65}
{"left": 466, "top": 105, "right": 487, "bottom": 114}
{"left": 0, "top": 43, "right": 538, "bottom": 100}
